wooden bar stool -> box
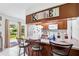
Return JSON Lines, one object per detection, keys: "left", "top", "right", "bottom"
{"left": 16, "top": 38, "right": 30, "bottom": 56}
{"left": 50, "top": 42, "right": 73, "bottom": 56}
{"left": 31, "top": 44, "right": 43, "bottom": 56}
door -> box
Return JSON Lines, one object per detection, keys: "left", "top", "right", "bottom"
{"left": 5, "top": 19, "right": 9, "bottom": 48}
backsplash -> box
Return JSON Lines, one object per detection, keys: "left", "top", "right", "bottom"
{"left": 42, "top": 29, "right": 67, "bottom": 41}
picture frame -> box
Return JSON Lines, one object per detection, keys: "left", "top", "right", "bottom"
{"left": 0, "top": 16, "right": 2, "bottom": 26}
{"left": 0, "top": 16, "right": 2, "bottom": 21}
{"left": 32, "top": 14, "right": 38, "bottom": 21}
{"left": 49, "top": 7, "right": 59, "bottom": 17}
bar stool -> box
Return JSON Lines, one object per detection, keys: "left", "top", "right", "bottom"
{"left": 50, "top": 42, "right": 73, "bottom": 56}
{"left": 28, "top": 39, "right": 43, "bottom": 56}
{"left": 31, "top": 44, "right": 43, "bottom": 56}
{"left": 16, "top": 38, "right": 30, "bottom": 56}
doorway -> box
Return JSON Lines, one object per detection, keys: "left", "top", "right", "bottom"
{"left": 9, "top": 22, "right": 18, "bottom": 47}
{"left": 5, "top": 20, "right": 25, "bottom": 48}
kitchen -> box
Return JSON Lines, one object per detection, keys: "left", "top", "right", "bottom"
{"left": 26, "top": 3, "right": 79, "bottom": 56}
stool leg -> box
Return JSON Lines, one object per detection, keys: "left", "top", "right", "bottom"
{"left": 31, "top": 50, "right": 33, "bottom": 56}
{"left": 36, "top": 51, "right": 37, "bottom": 56}
{"left": 24, "top": 47, "right": 26, "bottom": 56}
{"left": 38, "top": 51, "right": 39, "bottom": 56}
{"left": 27, "top": 47, "right": 28, "bottom": 55}
{"left": 39, "top": 51, "right": 40, "bottom": 56}
{"left": 28, "top": 47, "right": 30, "bottom": 56}
{"left": 19, "top": 48, "right": 21, "bottom": 56}
{"left": 38, "top": 51, "right": 41, "bottom": 56}
{"left": 36, "top": 51, "right": 39, "bottom": 56}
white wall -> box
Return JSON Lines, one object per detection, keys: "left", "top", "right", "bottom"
{"left": 67, "top": 17, "right": 79, "bottom": 49}
{"left": 67, "top": 20, "right": 72, "bottom": 40}
{"left": 67, "top": 17, "right": 79, "bottom": 40}
{"left": 27, "top": 24, "right": 42, "bottom": 40}
{"left": 72, "top": 18, "right": 79, "bottom": 40}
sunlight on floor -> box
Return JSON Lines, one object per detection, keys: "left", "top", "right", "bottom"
{"left": 0, "top": 46, "right": 28, "bottom": 56}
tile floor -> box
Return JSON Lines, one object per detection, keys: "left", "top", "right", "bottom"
{"left": 0, "top": 46, "right": 28, "bottom": 56}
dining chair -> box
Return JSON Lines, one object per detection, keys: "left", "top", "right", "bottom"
{"left": 16, "top": 38, "right": 29, "bottom": 56}
{"left": 50, "top": 42, "right": 73, "bottom": 56}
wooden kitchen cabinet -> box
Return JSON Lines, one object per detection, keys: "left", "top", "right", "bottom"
{"left": 58, "top": 20, "right": 67, "bottom": 29}
{"left": 42, "top": 23, "right": 48, "bottom": 30}
{"left": 26, "top": 4, "right": 79, "bottom": 24}
{"left": 26, "top": 15, "right": 32, "bottom": 24}
{"left": 41, "top": 20, "right": 67, "bottom": 30}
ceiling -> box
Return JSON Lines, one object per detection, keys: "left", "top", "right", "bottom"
{"left": 0, "top": 3, "right": 65, "bottom": 20}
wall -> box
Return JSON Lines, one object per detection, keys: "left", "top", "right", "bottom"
{"left": 67, "top": 17, "right": 79, "bottom": 49}
{"left": 27, "top": 24, "right": 42, "bottom": 40}
{"left": 72, "top": 18, "right": 79, "bottom": 40}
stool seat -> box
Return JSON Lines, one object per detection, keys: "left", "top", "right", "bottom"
{"left": 19, "top": 43, "right": 29, "bottom": 47}
{"left": 31, "top": 44, "right": 43, "bottom": 56}
{"left": 32, "top": 45, "right": 42, "bottom": 51}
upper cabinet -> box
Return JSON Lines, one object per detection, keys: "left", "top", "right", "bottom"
{"left": 58, "top": 20, "right": 67, "bottom": 29}
{"left": 26, "top": 15, "right": 32, "bottom": 23}
{"left": 26, "top": 3, "right": 79, "bottom": 24}
{"left": 26, "top": 6, "right": 60, "bottom": 24}
{"left": 32, "top": 10, "right": 50, "bottom": 21}
{"left": 42, "top": 23, "right": 48, "bottom": 30}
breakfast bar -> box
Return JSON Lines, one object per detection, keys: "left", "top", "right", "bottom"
{"left": 25, "top": 39, "right": 79, "bottom": 56}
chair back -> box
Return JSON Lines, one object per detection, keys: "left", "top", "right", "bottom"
{"left": 50, "top": 42, "right": 73, "bottom": 56}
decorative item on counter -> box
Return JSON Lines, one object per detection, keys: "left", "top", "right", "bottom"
{"left": 52, "top": 34, "right": 56, "bottom": 41}
{"left": 64, "top": 33, "right": 68, "bottom": 39}
{"left": 48, "top": 35, "right": 53, "bottom": 40}
{"left": 48, "top": 34, "right": 56, "bottom": 42}
{"left": 41, "top": 34, "right": 48, "bottom": 39}
{"left": 57, "top": 32, "right": 60, "bottom": 38}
